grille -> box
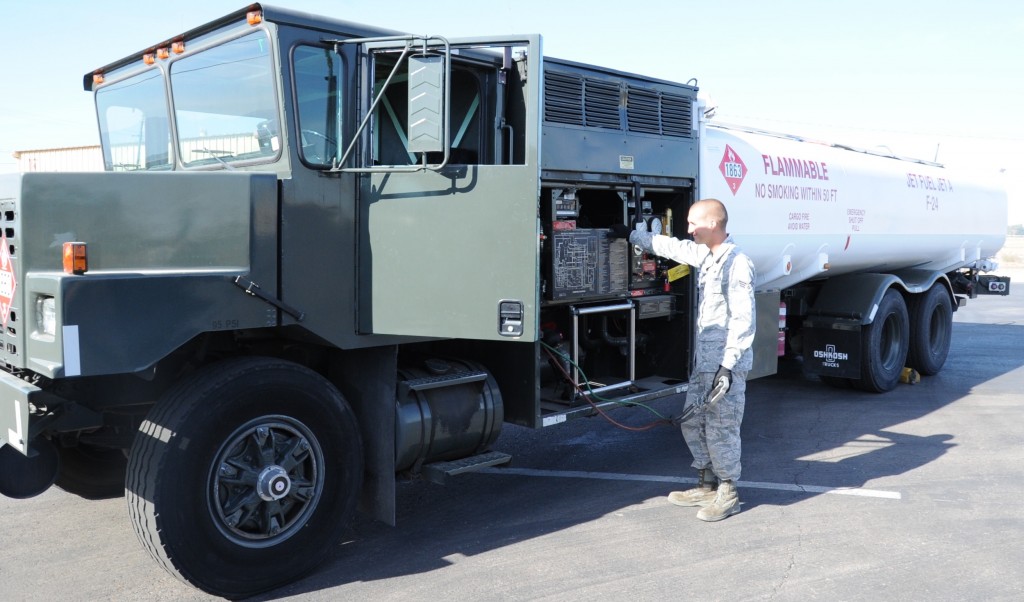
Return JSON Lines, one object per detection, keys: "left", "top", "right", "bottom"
{"left": 544, "top": 70, "right": 693, "bottom": 138}
{"left": 627, "top": 87, "right": 693, "bottom": 137}
{"left": 582, "top": 79, "right": 621, "bottom": 130}
{"left": 543, "top": 72, "right": 584, "bottom": 126}
{"left": 0, "top": 201, "right": 19, "bottom": 365}
{"left": 543, "top": 73, "right": 621, "bottom": 130}
{"left": 659, "top": 92, "right": 694, "bottom": 137}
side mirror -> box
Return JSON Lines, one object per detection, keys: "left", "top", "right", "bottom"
{"left": 407, "top": 55, "right": 445, "bottom": 155}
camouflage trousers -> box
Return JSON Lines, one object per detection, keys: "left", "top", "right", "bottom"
{"left": 680, "top": 368, "right": 747, "bottom": 482}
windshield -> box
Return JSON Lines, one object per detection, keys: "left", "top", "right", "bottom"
{"left": 96, "top": 70, "right": 171, "bottom": 171}
{"left": 95, "top": 30, "right": 279, "bottom": 170}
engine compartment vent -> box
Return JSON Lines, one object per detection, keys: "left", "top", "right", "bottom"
{"left": 544, "top": 71, "right": 692, "bottom": 138}
{"left": 626, "top": 87, "right": 693, "bottom": 137}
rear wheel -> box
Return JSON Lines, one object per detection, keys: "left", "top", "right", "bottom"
{"left": 856, "top": 289, "right": 909, "bottom": 393}
{"left": 907, "top": 284, "right": 953, "bottom": 376}
{"left": 126, "top": 357, "right": 363, "bottom": 598}
{"left": 55, "top": 444, "right": 127, "bottom": 499}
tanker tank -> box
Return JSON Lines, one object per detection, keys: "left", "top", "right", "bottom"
{"left": 698, "top": 123, "right": 1008, "bottom": 291}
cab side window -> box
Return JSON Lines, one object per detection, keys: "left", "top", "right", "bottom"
{"left": 373, "top": 59, "right": 484, "bottom": 166}
{"left": 293, "top": 45, "right": 343, "bottom": 167}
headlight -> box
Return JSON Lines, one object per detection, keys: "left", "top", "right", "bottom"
{"left": 36, "top": 295, "right": 56, "bottom": 337}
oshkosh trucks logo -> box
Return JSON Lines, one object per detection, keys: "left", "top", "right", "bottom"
{"left": 813, "top": 344, "right": 848, "bottom": 367}
{"left": 719, "top": 145, "right": 747, "bottom": 195}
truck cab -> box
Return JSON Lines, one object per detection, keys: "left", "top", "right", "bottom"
{"left": 0, "top": 5, "right": 722, "bottom": 597}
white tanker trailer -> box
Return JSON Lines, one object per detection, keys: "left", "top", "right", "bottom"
{"left": 695, "top": 120, "right": 1008, "bottom": 391}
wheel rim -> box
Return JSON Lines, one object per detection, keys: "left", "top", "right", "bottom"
{"left": 208, "top": 415, "right": 325, "bottom": 548}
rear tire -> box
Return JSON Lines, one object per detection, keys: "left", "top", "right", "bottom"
{"left": 55, "top": 444, "right": 127, "bottom": 500}
{"left": 907, "top": 284, "right": 953, "bottom": 376}
{"left": 126, "top": 357, "right": 363, "bottom": 598}
{"left": 856, "top": 289, "right": 909, "bottom": 393}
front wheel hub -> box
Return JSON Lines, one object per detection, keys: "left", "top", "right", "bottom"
{"left": 209, "top": 416, "right": 324, "bottom": 546}
{"left": 257, "top": 465, "right": 291, "bottom": 501}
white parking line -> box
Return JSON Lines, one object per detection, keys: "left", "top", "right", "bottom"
{"left": 479, "top": 467, "right": 901, "bottom": 500}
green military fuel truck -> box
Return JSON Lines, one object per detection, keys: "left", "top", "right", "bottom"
{"left": 0, "top": 3, "right": 1008, "bottom": 598}
{"left": 0, "top": 5, "right": 708, "bottom": 596}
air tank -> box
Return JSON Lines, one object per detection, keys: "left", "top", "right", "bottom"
{"left": 699, "top": 124, "right": 1008, "bottom": 291}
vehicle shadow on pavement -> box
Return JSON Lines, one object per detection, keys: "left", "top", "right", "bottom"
{"left": 252, "top": 320, "right": 1023, "bottom": 600}
{"left": 736, "top": 319, "right": 1023, "bottom": 514}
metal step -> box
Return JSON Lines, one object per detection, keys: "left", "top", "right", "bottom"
{"left": 421, "top": 450, "right": 512, "bottom": 485}
{"left": 399, "top": 370, "right": 488, "bottom": 397}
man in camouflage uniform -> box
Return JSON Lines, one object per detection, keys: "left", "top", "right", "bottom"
{"left": 617, "top": 198, "right": 755, "bottom": 522}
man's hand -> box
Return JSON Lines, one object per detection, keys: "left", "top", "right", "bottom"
{"left": 714, "top": 365, "right": 732, "bottom": 394}
{"left": 707, "top": 365, "right": 732, "bottom": 407}
{"left": 607, "top": 224, "right": 632, "bottom": 239}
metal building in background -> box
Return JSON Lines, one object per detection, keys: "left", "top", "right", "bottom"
{"left": 12, "top": 145, "right": 104, "bottom": 172}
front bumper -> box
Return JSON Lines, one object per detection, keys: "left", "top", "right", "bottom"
{"left": 0, "top": 369, "right": 40, "bottom": 456}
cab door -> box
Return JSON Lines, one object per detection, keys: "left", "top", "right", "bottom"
{"left": 346, "top": 35, "right": 543, "bottom": 342}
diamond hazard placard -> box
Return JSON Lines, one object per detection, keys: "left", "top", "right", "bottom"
{"left": 0, "top": 234, "right": 16, "bottom": 327}
{"left": 719, "top": 144, "right": 747, "bottom": 195}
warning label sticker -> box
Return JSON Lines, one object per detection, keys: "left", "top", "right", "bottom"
{"left": 0, "top": 234, "right": 16, "bottom": 328}
{"left": 719, "top": 144, "right": 747, "bottom": 195}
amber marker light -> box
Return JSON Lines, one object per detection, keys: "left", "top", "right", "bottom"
{"left": 93, "top": 73, "right": 105, "bottom": 85}
{"left": 172, "top": 40, "right": 185, "bottom": 54}
{"left": 143, "top": 53, "right": 156, "bottom": 65}
{"left": 247, "top": 9, "right": 263, "bottom": 25}
{"left": 157, "top": 47, "right": 170, "bottom": 60}
{"left": 62, "top": 242, "right": 88, "bottom": 275}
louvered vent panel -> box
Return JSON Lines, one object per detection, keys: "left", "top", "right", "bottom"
{"left": 583, "top": 79, "right": 621, "bottom": 130}
{"left": 625, "top": 87, "right": 694, "bottom": 137}
{"left": 660, "top": 93, "right": 693, "bottom": 137}
{"left": 626, "top": 87, "right": 661, "bottom": 134}
{"left": 544, "top": 72, "right": 584, "bottom": 126}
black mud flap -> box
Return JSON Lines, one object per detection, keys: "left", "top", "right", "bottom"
{"left": 801, "top": 317, "right": 862, "bottom": 379}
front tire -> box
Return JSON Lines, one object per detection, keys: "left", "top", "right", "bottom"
{"left": 856, "top": 289, "right": 909, "bottom": 393}
{"left": 126, "top": 357, "right": 363, "bottom": 598}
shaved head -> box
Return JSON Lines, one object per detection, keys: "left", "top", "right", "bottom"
{"left": 687, "top": 198, "right": 730, "bottom": 250}
{"left": 692, "top": 198, "right": 728, "bottom": 230}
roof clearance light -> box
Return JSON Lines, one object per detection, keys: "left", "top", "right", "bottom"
{"left": 247, "top": 10, "right": 263, "bottom": 25}
{"left": 62, "top": 242, "right": 88, "bottom": 275}
{"left": 93, "top": 73, "right": 105, "bottom": 85}
{"left": 172, "top": 40, "right": 185, "bottom": 54}
{"left": 157, "top": 47, "right": 170, "bottom": 60}
{"left": 143, "top": 53, "right": 156, "bottom": 65}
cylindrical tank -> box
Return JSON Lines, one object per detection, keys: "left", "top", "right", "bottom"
{"left": 394, "top": 358, "right": 503, "bottom": 472}
{"left": 699, "top": 124, "right": 1008, "bottom": 291}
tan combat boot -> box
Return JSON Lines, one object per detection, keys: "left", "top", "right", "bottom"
{"left": 696, "top": 479, "right": 740, "bottom": 522}
{"left": 667, "top": 468, "right": 718, "bottom": 507}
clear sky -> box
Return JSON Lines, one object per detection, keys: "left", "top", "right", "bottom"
{"left": 2, "top": 0, "right": 1022, "bottom": 223}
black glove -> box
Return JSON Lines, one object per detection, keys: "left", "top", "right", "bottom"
{"left": 713, "top": 365, "right": 732, "bottom": 395}
{"left": 607, "top": 224, "right": 632, "bottom": 239}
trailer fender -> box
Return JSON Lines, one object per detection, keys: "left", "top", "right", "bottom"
{"left": 807, "top": 273, "right": 903, "bottom": 325}
{"left": 808, "top": 270, "right": 952, "bottom": 325}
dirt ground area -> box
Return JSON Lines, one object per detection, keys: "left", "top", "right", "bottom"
{"left": 998, "top": 235, "right": 1024, "bottom": 267}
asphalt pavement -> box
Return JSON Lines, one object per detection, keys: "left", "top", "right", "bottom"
{"left": 1, "top": 266, "right": 1022, "bottom": 601}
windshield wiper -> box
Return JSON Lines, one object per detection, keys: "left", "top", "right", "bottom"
{"left": 193, "top": 148, "right": 237, "bottom": 170}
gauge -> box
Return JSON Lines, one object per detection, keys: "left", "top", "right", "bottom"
{"left": 650, "top": 217, "right": 663, "bottom": 235}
